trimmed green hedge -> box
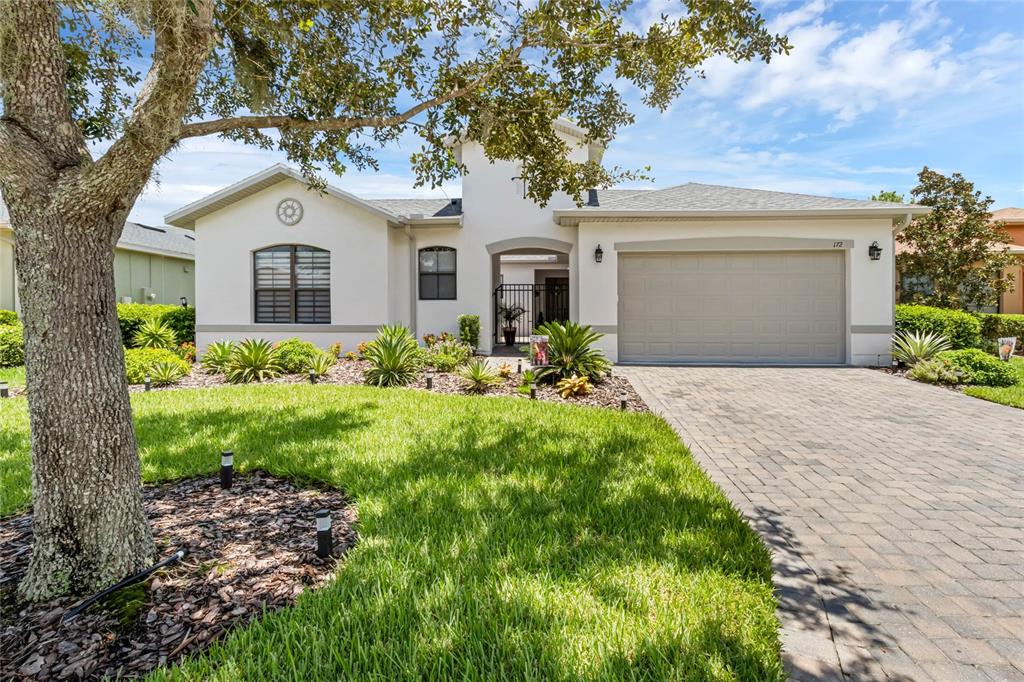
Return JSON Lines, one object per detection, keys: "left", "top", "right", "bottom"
{"left": 161, "top": 306, "right": 196, "bottom": 344}
{"left": 977, "top": 313, "right": 1024, "bottom": 343}
{"left": 272, "top": 337, "right": 320, "bottom": 373}
{"left": 0, "top": 323, "right": 24, "bottom": 368}
{"left": 116, "top": 303, "right": 183, "bottom": 348}
{"left": 124, "top": 347, "right": 190, "bottom": 384}
{"left": 0, "top": 310, "right": 19, "bottom": 326}
{"left": 933, "top": 349, "right": 1017, "bottom": 386}
{"left": 895, "top": 305, "right": 980, "bottom": 349}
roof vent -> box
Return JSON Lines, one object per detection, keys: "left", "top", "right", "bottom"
{"left": 586, "top": 189, "right": 599, "bottom": 207}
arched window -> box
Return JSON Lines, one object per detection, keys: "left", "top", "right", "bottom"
{"left": 254, "top": 245, "right": 330, "bottom": 323}
{"left": 419, "top": 246, "right": 456, "bottom": 300}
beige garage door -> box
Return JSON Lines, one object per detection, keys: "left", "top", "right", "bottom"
{"left": 618, "top": 251, "right": 845, "bottom": 364}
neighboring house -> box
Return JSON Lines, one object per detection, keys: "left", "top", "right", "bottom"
{"left": 0, "top": 198, "right": 195, "bottom": 312}
{"left": 896, "top": 207, "right": 1024, "bottom": 314}
{"left": 167, "top": 120, "right": 927, "bottom": 365}
{"left": 991, "top": 208, "right": 1024, "bottom": 315}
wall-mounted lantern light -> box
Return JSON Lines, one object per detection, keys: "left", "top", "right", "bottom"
{"left": 868, "top": 241, "right": 882, "bottom": 261}
{"left": 180, "top": 296, "right": 188, "bottom": 308}
{"left": 594, "top": 244, "right": 604, "bottom": 263}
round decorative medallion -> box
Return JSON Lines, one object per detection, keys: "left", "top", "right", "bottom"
{"left": 276, "top": 198, "right": 304, "bottom": 226}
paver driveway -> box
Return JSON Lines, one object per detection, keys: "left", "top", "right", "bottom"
{"left": 624, "top": 367, "right": 1024, "bottom": 682}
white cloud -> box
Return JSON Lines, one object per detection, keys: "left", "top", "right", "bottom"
{"left": 768, "top": 0, "right": 828, "bottom": 34}
{"left": 129, "top": 135, "right": 457, "bottom": 225}
{"left": 692, "top": 0, "right": 1018, "bottom": 127}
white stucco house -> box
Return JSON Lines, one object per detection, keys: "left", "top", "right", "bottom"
{"left": 166, "top": 120, "right": 928, "bottom": 365}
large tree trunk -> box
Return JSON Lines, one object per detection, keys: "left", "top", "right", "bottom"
{"left": 0, "top": 0, "right": 215, "bottom": 602}
{"left": 13, "top": 202, "right": 154, "bottom": 601}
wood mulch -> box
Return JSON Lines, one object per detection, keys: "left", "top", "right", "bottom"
{"left": 0, "top": 473, "right": 355, "bottom": 681}
{"left": 127, "top": 358, "right": 650, "bottom": 412}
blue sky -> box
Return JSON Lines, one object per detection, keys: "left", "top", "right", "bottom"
{"left": 129, "top": 0, "right": 1024, "bottom": 225}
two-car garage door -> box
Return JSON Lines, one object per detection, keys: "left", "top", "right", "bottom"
{"left": 618, "top": 251, "right": 845, "bottom": 364}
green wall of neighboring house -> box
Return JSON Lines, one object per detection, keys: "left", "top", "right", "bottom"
{"left": 114, "top": 248, "right": 195, "bottom": 306}
{"left": 0, "top": 230, "right": 194, "bottom": 312}
{"left": 0, "top": 235, "right": 14, "bottom": 311}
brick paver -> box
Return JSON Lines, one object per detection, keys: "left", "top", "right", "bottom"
{"left": 624, "top": 367, "right": 1024, "bottom": 682}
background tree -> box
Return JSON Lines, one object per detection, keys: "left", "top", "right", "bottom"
{"left": 897, "top": 167, "right": 1014, "bottom": 310}
{"left": 0, "top": 0, "right": 787, "bottom": 600}
{"left": 871, "top": 190, "right": 905, "bottom": 203}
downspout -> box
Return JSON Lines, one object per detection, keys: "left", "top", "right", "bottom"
{"left": 890, "top": 213, "right": 913, "bottom": 348}
{"left": 404, "top": 224, "right": 417, "bottom": 336}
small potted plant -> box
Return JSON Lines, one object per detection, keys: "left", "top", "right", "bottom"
{"left": 498, "top": 303, "right": 526, "bottom": 346}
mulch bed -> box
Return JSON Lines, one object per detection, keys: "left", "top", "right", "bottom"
{"left": 127, "top": 359, "right": 650, "bottom": 412}
{"left": 0, "top": 473, "right": 355, "bottom": 680}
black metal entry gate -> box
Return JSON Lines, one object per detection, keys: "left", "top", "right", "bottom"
{"left": 493, "top": 283, "right": 569, "bottom": 344}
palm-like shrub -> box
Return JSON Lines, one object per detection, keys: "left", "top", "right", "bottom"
{"left": 149, "top": 360, "right": 188, "bottom": 386}
{"left": 225, "top": 339, "right": 281, "bottom": 384}
{"left": 308, "top": 350, "right": 336, "bottom": 378}
{"left": 556, "top": 374, "right": 591, "bottom": 398}
{"left": 457, "top": 358, "right": 501, "bottom": 393}
{"left": 891, "top": 330, "right": 952, "bottom": 366}
{"left": 535, "top": 320, "right": 611, "bottom": 381}
{"left": 363, "top": 325, "right": 421, "bottom": 387}
{"left": 201, "top": 341, "right": 236, "bottom": 373}
{"left": 133, "top": 318, "right": 177, "bottom": 349}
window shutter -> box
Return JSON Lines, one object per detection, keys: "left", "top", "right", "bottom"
{"left": 254, "top": 245, "right": 330, "bottom": 323}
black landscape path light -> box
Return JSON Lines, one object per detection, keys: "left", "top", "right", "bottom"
{"left": 316, "top": 509, "right": 332, "bottom": 558}
{"left": 619, "top": 395, "right": 628, "bottom": 411}
{"left": 308, "top": 368, "right": 316, "bottom": 384}
{"left": 143, "top": 376, "right": 151, "bottom": 392}
{"left": 529, "top": 382, "right": 537, "bottom": 400}
{"left": 220, "top": 450, "right": 234, "bottom": 489}
{"left": 0, "top": 381, "right": 8, "bottom": 398}
{"left": 517, "top": 359, "right": 522, "bottom": 374}
{"left": 426, "top": 370, "right": 434, "bottom": 390}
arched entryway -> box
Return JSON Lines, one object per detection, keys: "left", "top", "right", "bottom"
{"left": 486, "top": 238, "right": 575, "bottom": 352}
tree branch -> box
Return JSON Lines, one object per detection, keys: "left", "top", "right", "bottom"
{"left": 85, "top": 1, "right": 216, "bottom": 210}
{"left": 175, "top": 42, "right": 527, "bottom": 140}
{"left": 0, "top": 0, "right": 87, "bottom": 170}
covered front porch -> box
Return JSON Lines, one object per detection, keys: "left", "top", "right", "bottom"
{"left": 487, "top": 237, "right": 575, "bottom": 349}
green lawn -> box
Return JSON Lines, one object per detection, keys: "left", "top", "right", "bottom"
{"left": 0, "top": 385, "right": 781, "bottom": 681}
{"left": 964, "top": 356, "right": 1024, "bottom": 409}
{"left": 0, "top": 365, "right": 25, "bottom": 388}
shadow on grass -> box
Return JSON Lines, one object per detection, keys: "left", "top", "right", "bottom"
{"left": 6, "top": 385, "right": 782, "bottom": 680}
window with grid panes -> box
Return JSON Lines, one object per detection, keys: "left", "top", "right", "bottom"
{"left": 253, "top": 245, "right": 330, "bottom": 323}
{"left": 418, "top": 246, "right": 456, "bottom": 300}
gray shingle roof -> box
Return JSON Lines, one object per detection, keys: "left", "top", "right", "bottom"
{"left": 366, "top": 198, "right": 462, "bottom": 219}
{"left": 119, "top": 222, "right": 195, "bottom": 258}
{"left": 589, "top": 183, "right": 923, "bottom": 212}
